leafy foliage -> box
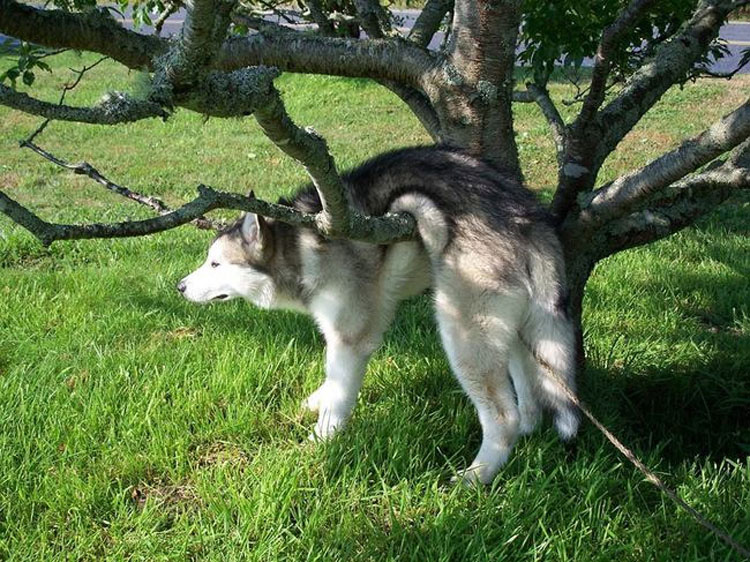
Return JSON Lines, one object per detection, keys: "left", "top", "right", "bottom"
{"left": 0, "top": 40, "right": 53, "bottom": 88}
{"left": 518, "top": 0, "right": 705, "bottom": 86}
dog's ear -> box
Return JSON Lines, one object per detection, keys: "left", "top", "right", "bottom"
{"left": 240, "top": 212, "right": 268, "bottom": 249}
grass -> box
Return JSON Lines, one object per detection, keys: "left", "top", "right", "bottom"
{"left": 1, "top": 52, "right": 749, "bottom": 561}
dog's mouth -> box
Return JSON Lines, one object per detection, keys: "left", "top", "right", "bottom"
{"left": 212, "top": 294, "right": 229, "bottom": 301}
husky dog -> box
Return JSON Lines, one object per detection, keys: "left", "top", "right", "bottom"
{"left": 178, "top": 146, "right": 579, "bottom": 484}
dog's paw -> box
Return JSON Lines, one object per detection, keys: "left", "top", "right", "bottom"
{"left": 308, "top": 417, "right": 344, "bottom": 442}
{"left": 301, "top": 385, "right": 328, "bottom": 413}
{"left": 451, "top": 465, "right": 492, "bottom": 488}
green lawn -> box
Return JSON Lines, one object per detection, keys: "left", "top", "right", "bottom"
{"left": 1, "top": 52, "right": 749, "bottom": 561}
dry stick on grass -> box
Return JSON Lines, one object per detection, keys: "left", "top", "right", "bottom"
{"left": 517, "top": 333, "right": 750, "bottom": 560}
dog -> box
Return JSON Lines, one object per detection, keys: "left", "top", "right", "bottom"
{"left": 177, "top": 145, "right": 579, "bottom": 484}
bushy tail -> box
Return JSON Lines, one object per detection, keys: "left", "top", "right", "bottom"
{"left": 389, "top": 193, "right": 448, "bottom": 258}
{"left": 519, "top": 299, "right": 580, "bottom": 441}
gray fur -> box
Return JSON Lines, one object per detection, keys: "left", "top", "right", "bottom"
{"left": 179, "top": 145, "right": 580, "bottom": 484}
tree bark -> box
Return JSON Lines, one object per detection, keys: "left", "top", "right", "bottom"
{"left": 430, "top": 0, "right": 522, "bottom": 180}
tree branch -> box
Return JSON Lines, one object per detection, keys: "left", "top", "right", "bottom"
{"left": 19, "top": 139, "right": 222, "bottom": 231}
{"left": 304, "top": 0, "right": 337, "bottom": 36}
{"left": 0, "top": 0, "right": 163, "bottom": 70}
{"left": 597, "top": 160, "right": 749, "bottom": 258}
{"left": 0, "top": 186, "right": 309, "bottom": 246}
{"left": 0, "top": 179, "right": 415, "bottom": 246}
{"left": 216, "top": 32, "right": 438, "bottom": 89}
{"left": 252, "top": 85, "right": 414, "bottom": 241}
{"left": 597, "top": 0, "right": 737, "bottom": 159}
{"left": 408, "top": 0, "right": 453, "bottom": 48}
{"left": 577, "top": 0, "right": 657, "bottom": 125}
{"left": 550, "top": 0, "right": 737, "bottom": 223}
{"left": 378, "top": 80, "right": 442, "bottom": 141}
{"left": 0, "top": 0, "right": 436, "bottom": 89}
{"left": 580, "top": 98, "right": 750, "bottom": 226}
{"left": 526, "top": 83, "right": 567, "bottom": 165}
{"left": 353, "top": 0, "right": 392, "bottom": 39}
{"left": 0, "top": 84, "right": 167, "bottom": 124}
{"left": 154, "top": 0, "right": 184, "bottom": 36}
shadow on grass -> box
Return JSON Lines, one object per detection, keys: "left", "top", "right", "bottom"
{"left": 104, "top": 210, "right": 749, "bottom": 470}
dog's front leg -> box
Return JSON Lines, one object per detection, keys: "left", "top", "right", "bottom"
{"left": 305, "top": 335, "right": 372, "bottom": 440}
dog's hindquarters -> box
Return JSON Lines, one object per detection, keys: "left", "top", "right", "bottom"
{"left": 390, "top": 190, "right": 578, "bottom": 484}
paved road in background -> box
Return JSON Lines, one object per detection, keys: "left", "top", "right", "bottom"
{"left": 119, "top": 8, "right": 750, "bottom": 74}
{"left": 2, "top": 9, "right": 749, "bottom": 74}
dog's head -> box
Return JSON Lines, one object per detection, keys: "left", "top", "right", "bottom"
{"left": 177, "top": 212, "right": 277, "bottom": 307}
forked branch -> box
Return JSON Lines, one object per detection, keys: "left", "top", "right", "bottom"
{"left": 598, "top": 159, "right": 750, "bottom": 258}
{"left": 19, "top": 140, "right": 222, "bottom": 231}
{"left": 580, "top": 98, "right": 750, "bottom": 225}
{"left": 253, "top": 86, "right": 415, "bottom": 240}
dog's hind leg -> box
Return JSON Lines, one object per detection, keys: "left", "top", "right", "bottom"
{"left": 509, "top": 344, "right": 542, "bottom": 435}
{"left": 434, "top": 284, "right": 527, "bottom": 485}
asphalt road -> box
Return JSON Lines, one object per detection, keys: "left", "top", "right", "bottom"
{"left": 2, "top": 8, "right": 749, "bottom": 74}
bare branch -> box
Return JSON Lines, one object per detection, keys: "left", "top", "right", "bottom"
{"left": 379, "top": 81, "right": 442, "bottom": 141}
{"left": 0, "top": 84, "right": 167, "bottom": 124}
{"left": 408, "top": 0, "right": 453, "bottom": 48}
{"left": 231, "top": 12, "right": 299, "bottom": 34}
{"left": 550, "top": 0, "right": 737, "bottom": 223}
{"left": 304, "top": 0, "right": 337, "bottom": 36}
{"left": 252, "top": 85, "right": 415, "bottom": 241}
{"left": 577, "top": 0, "right": 658, "bottom": 125}
{"left": 154, "top": 0, "right": 184, "bottom": 36}
{"left": 353, "top": 0, "right": 392, "bottom": 39}
{"left": 597, "top": 0, "right": 737, "bottom": 159}
{"left": 157, "top": 0, "right": 236, "bottom": 93}
{"left": 0, "top": 186, "right": 304, "bottom": 246}
{"left": 512, "top": 90, "right": 534, "bottom": 103}
{"left": 526, "top": 83, "right": 567, "bottom": 164}
{"left": 0, "top": 0, "right": 163, "bottom": 70}
{"left": 580, "top": 98, "right": 750, "bottom": 225}
{"left": 0, "top": 179, "right": 415, "bottom": 246}
{"left": 19, "top": 140, "right": 222, "bottom": 231}
{"left": 597, "top": 160, "right": 749, "bottom": 258}
{"left": 24, "top": 56, "right": 110, "bottom": 144}
{"left": 0, "top": 0, "right": 436, "bottom": 89}
{"left": 216, "top": 32, "right": 438, "bottom": 89}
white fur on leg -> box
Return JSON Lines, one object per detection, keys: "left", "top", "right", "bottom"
{"left": 521, "top": 302, "right": 581, "bottom": 441}
{"left": 435, "top": 284, "right": 527, "bottom": 485}
{"left": 459, "top": 406, "right": 520, "bottom": 485}
{"left": 509, "top": 348, "right": 541, "bottom": 435}
{"left": 308, "top": 338, "right": 371, "bottom": 440}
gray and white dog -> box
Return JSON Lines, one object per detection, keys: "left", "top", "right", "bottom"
{"left": 178, "top": 146, "right": 579, "bottom": 484}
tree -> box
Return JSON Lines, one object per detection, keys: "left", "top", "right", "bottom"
{"left": 1, "top": 0, "right": 749, "bottom": 363}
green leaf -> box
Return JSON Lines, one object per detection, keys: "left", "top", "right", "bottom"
{"left": 22, "top": 70, "right": 35, "bottom": 86}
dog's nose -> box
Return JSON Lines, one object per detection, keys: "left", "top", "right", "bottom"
{"left": 176, "top": 280, "right": 187, "bottom": 294}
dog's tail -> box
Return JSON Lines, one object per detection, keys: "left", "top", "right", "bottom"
{"left": 389, "top": 193, "right": 449, "bottom": 257}
{"left": 520, "top": 247, "right": 580, "bottom": 441}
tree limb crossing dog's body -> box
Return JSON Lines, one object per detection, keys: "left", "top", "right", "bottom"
{"left": 178, "top": 146, "right": 580, "bottom": 484}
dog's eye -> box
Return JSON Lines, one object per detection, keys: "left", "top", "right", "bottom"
{"left": 210, "top": 261, "right": 220, "bottom": 268}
